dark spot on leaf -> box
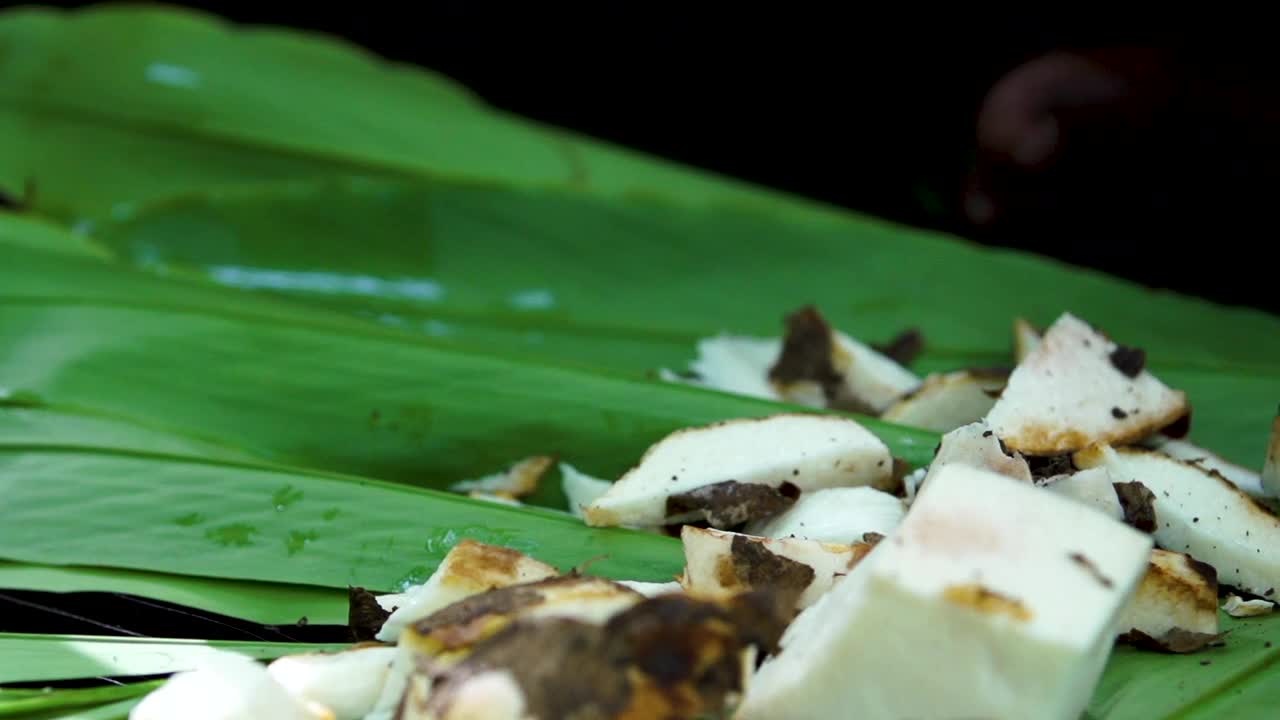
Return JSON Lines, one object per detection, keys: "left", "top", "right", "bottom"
{"left": 1111, "top": 407, "right": 1128, "bottom": 420}
{"left": 172, "top": 512, "right": 205, "bottom": 527}
{"left": 1200, "top": 659, "right": 1212, "bottom": 666}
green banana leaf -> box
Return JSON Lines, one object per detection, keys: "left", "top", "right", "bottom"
{"left": 15, "top": 697, "right": 143, "bottom": 720}
{"left": 2, "top": 5, "right": 1279, "bottom": 719}
{"left": 1087, "top": 615, "right": 1280, "bottom": 720}
{"left": 0, "top": 563, "right": 346, "bottom": 627}
{"left": 0, "top": 634, "right": 344, "bottom": 684}
{"left": 92, "top": 177, "right": 1280, "bottom": 468}
{"left": 0, "top": 238, "right": 939, "bottom": 497}
{"left": 0, "top": 4, "right": 817, "bottom": 224}
{"left": 0, "top": 683, "right": 159, "bottom": 718}
{"left": 0, "top": 445, "right": 682, "bottom": 589}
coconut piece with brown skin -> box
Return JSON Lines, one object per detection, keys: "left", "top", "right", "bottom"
{"left": 1040, "top": 467, "right": 1125, "bottom": 522}
{"left": 768, "top": 305, "right": 920, "bottom": 414}
{"left": 880, "top": 369, "right": 1007, "bottom": 433}
{"left": 446, "top": 455, "right": 556, "bottom": 499}
{"left": 735, "top": 462, "right": 1153, "bottom": 720}
{"left": 986, "top": 313, "right": 1189, "bottom": 456}
{"left": 400, "top": 575, "right": 644, "bottom": 661}
{"left": 1145, "top": 435, "right": 1269, "bottom": 499}
{"left": 560, "top": 462, "right": 613, "bottom": 519}
{"left": 744, "top": 486, "right": 906, "bottom": 544}
{"left": 375, "top": 540, "right": 559, "bottom": 643}
{"left": 583, "top": 413, "right": 894, "bottom": 529}
{"left": 1115, "top": 550, "right": 1220, "bottom": 651}
{"left": 402, "top": 591, "right": 791, "bottom": 720}
{"left": 1075, "top": 445, "right": 1280, "bottom": 598}
{"left": 680, "top": 526, "right": 873, "bottom": 609}
{"left": 1264, "top": 411, "right": 1280, "bottom": 497}
{"left": 925, "top": 421, "right": 1033, "bottom": 487}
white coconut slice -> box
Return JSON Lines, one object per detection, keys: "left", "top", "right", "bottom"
{"left": 1013, "top": 317, "right": 1042, "bottom": 362}
{"left": 583, "top": 413, "right": 894, "bottom": 529}
{"left": 660, "top": 334, "right": 784, "bottom": 402}
{"left": 767, "top": 306, "right": 920, "bottom": 414}
{"left": 1223, "top": 594, "right": 1275, "bottom": 618}
{"left": 617, "top": 580, "right": 684, "bottom": 597}
{"left": 365, "top": 644, "right": 415, "bottom": 720}
{"left": 1041, "top": 467, "right": 1124, "bottom": 522}
{"left": 374, "top": 592, "right": 410, "bottom": 615}
{"left": 924, "top": 421, "right": 1032, "bottom": 486}
{"left": 1146, "top": 436, "right": 1268, "bottom": 499}
{"left": 560, "top": 462, "right": 613, "bottom": 519}
{"left": 880, "top": 369, "right": 1006, "bottom": 433}
{"left": 1264, "top": 412, "right": 1280, "bottom": 498}
{"left": 735, "top": 462, "right": 1153, "bottom": 720}
{"left": 1115, "top": 549, "right": 1220, "bottom": 648}
{"left": 1074, "top": 445, "right": 1280, "bottom": 598}
{"left": 902, "top": 466, "right": 928, "bottom": 505}
{"left": 266, "top": 646, "right": 395, "bottom": 720}
{"left": 744, "top": 486, "right": 905, "bottom": 544}
{"left": 986, "top": 313, "right": 1189, "bottom": 456}
{"left": 447, "top": 455, "right": 555, "bottom": 498}
{"left": 130, "top": 651, "right": 332, "bottom": 720}
{"left": 376, "top": 540, "right": 559, "bottom": 643}
{"left": 680, "top": 526, "right": 871, "bottom": 610}
{"left": 398, "top": 669, "right": 528, "bottom": 720}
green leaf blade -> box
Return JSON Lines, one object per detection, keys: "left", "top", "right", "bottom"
{"left": 0, "top": 563, "right": 346, "bottom": 627}
{"left": 0, "top": 634, "right": 345, "bottom": 684}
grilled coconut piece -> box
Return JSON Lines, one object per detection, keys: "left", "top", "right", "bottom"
{"left": 735, "top": 462, "right": 1152, "bottom": 720}
{"left": 583, "top": 413, "right": 894, "bottom": 529}
{"left": 986, "top": 313, "right": 1189, "bottom": 456}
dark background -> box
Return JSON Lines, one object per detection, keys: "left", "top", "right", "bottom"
{"left": 44, "top": 4, "right": 1280, "bottom": 313}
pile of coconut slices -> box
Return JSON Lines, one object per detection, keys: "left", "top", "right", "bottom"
{"left": 133, "top": 309, "right": 1280, "bottom": 720}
